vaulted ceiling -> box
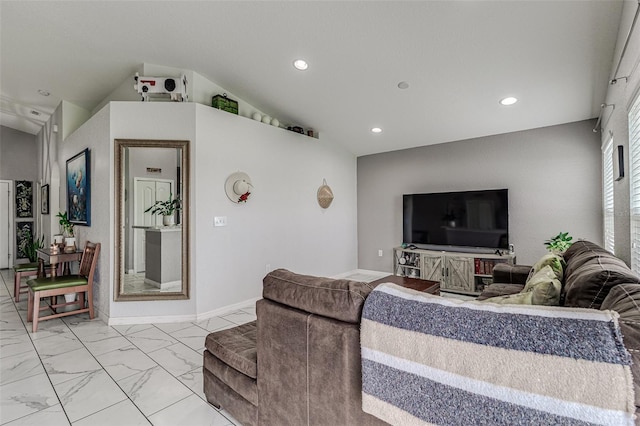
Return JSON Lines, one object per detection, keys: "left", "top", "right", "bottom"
{"left": 0, "top": 1, "right": 624, "bottom": 156}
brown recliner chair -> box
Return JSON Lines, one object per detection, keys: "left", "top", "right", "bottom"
{"left": 203, "top": 269, "right": 388, "bottom": 426}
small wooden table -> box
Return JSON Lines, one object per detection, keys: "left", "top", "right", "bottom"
{"left": 369, "top": 275, "right": 440, "bottom": 295}
{"left": 37, "top": 247, "right": 82, "bottom": 278}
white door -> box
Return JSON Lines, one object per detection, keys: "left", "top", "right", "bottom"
{"left": 0, "top": 181, "right": 11, "bottom": 268}
{"left": 133, "top": 178, "right": 173, "bottom": 273}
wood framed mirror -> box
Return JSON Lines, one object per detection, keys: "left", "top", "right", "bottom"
{"left": 114, "top": 139, "right": 190, "bottom": 301}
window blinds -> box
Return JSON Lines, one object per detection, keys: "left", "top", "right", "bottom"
{"left": 629, "top": 95, "right": 640, "bottom": 273}
{"left": 603, "top": 137, "right": 614, "bottom": 253}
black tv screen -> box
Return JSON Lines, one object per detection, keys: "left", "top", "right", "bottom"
{"left": 403, "top": 189, "right": 509, "bottom": 250}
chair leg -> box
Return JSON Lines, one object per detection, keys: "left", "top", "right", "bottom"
{"left": 87, "top": 291, "right": 94, "bottom": 319}
{"left": 14, "top": 272, "right": 20, "bottom": 302}
{"left": 32, "top": 291, "right": 40, "bottom": 332}
{"left": 27, "top": 289, "right": 33, "bottom": 322}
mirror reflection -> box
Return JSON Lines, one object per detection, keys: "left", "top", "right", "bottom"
{"left": 115, "top": 139, "right": 189, "bottom": 301}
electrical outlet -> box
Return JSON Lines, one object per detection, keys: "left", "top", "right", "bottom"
{"left": 378, "top": 250, "right": 383, "bottom": 257}
{"left": 214, "top": 216, "right": 227, "bottom": 227}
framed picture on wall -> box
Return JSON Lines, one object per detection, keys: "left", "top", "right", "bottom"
{"left": 15, "top": 180, "right": 33, "bottom": 218}
{"left": 66, "top": 148, "right": 91, "bottom": 226}
{"left": 41, "top": 184, "right": 50, "bottom": 215}
{"left": 16, "top": 221, "right": 33, "bottom": 259}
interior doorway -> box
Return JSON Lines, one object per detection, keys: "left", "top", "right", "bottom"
{"left": 132, "top": 178, "right": 173, "bottom": 273}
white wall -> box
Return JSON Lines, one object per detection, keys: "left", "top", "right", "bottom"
{"left": 102, "top": 102, "right": 357, "bottom": 321}
{"left": 61, "top": 101, "right": 91, "bottom": 141}
{"left": 59, "top": 106, "right": 112, "bottom": 318}
{"left": 194, "top": 104, "right": 357, "bottom": 314}
{"left": 601, "top": 0, "right": 640, "bottom": 265}
{"left": 357, "top": 120, "right": 602, "bottom": 269}
{"left": 109, "top": 102, "right": 197, "bottom": 320}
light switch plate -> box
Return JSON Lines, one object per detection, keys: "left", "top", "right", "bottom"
{"left": 214, "top": 216, "right": 227, "bottom": 227}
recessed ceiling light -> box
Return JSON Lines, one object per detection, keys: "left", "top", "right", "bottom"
{"left": 37, "top": 89, "right": 50, "bottom": 97}
{"left": 499, "top": 96, "right": 518, "bottom": 106}
{"left": 293, "top": 59, "right": 308, "bottom": 71}
{"left": 397, "top": 81, "right": 409, "bottom": 89}
{"left": 371, "top": 127, "right": 383, "bottom": 133}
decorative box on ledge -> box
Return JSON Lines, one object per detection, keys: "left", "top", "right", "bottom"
{"left": 212, "top": 93, "right": 238, "bottom": 115}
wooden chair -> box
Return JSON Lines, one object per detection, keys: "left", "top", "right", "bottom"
{"left": 13, "top": 262, "right": 55, "bottom": 302}
{"left": 27, "top": 241, "right": 101, "bottom": 332}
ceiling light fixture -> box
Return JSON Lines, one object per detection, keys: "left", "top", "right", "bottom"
{"left": 499, "top": 97, "right": 518, "bottom": 106}
{"left": 37, "top": 89, "right": 50, "bottom": 97}
{"left": 371, "top": 127, "right": 383, "bottom": 133}
{"left": 397, "top": 81, "right": 409, "bottom": 89}
{"left": 293, "top": 59, "right": 308, "bottom": 71}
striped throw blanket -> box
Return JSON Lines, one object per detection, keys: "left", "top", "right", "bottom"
{"left": 361, "top": 283, "right": 635, "bottom": 426}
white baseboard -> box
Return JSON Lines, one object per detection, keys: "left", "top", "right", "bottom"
{"left": 103, "top": 296, "right": 261, "bottom": 326}
{"left": 195, "top": 297, "right": 261, "bottom": 321}
{"left": 107, "top": 313, "right": 197, "bottom": 326}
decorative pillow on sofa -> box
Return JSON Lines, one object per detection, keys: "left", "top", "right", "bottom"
{"left": 485, "top": 265, "right": 561, "bottom": 306}
{"left": 528, "top": 253, "right": 564, "bottom": 282}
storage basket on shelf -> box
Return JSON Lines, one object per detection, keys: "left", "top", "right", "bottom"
{"left": 212, "top": 93, "right": 238, "bottom": 114}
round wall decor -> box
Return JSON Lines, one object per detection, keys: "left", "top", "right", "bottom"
{"left": 317, "top": 179, "right": 334, "bottom": 209}
{"left": 225, "top": 172, "right": 253, "bottom": 203}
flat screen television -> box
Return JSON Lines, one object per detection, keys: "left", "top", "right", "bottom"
{"left": 403, "top": 189, "right": 509, "bottom": 251}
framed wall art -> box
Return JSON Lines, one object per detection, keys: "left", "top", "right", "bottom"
{"left": 41, "top": 184, "right": 50, "bottom": 215}
{"left": 15, "top": 180, "right": 33, "bottom": 218}
{"left": 66, "top": 148, "right": 91, "bottom": 226}
{"left": 16, "top": 221, "right": 33, "bottom": 259}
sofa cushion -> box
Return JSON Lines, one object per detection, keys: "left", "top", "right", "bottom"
{"left": 562, "top": 240, "right": 610, "bottom": 264}
{"left": 561, "top": 240, "right": 639, "bottom": 309}
{"left": 476, "top": 283, "right": 525, "bottom": 300}
{"left": 205, "top": 321, "right": 257, "bottom": 379}
{"left": 203, "top": 365, "right": 258, "bottom": 426}
{"left": 262, "top": 269, "right": 374, "bottom": 324}
{"left": 564, "top": 249, "right": 628, "bottom": 280}
{"left": 564, "top": 261, "right": 640, "bottom": 309}
{"left": 492, "top": 264, "right": 531, "bottom": 285}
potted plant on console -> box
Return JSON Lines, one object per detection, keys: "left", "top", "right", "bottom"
{"left": 56, "top": 211, "right": 76, "bottom": 252}
{"left": 544, "top": 232, "right": 573, "bottom": 254}
{"left": 145, "top": 194, "right": 182, "bottom": 227}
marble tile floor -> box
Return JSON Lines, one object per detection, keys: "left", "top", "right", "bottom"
{"left": 0, "top": 268, "right": 255, "bottom": 426}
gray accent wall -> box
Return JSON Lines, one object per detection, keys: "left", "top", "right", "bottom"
{"left": 357, "top": 119, "right": 602, "bottom": 270}
{"left": 0, "top": 125, "right": 37, "bottom": 181}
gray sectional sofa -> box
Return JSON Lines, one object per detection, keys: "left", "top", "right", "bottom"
{"left": 203, "top": 240, "right": 640, "bottom": 425}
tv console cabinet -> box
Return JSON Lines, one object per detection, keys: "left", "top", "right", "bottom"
{"left": 393, "top": 247, "right": 516, "bottom": 296}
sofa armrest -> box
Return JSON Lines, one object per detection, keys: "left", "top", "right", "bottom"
{"left": 492, "top": 263, "right": 531, "bottom": 285}
{"left": 262, "top": 269, "right": 375, "bottom": 324}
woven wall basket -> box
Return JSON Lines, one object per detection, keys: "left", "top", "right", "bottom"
{"left": 317, "top": 179, "right": 334, "bottom": 209}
